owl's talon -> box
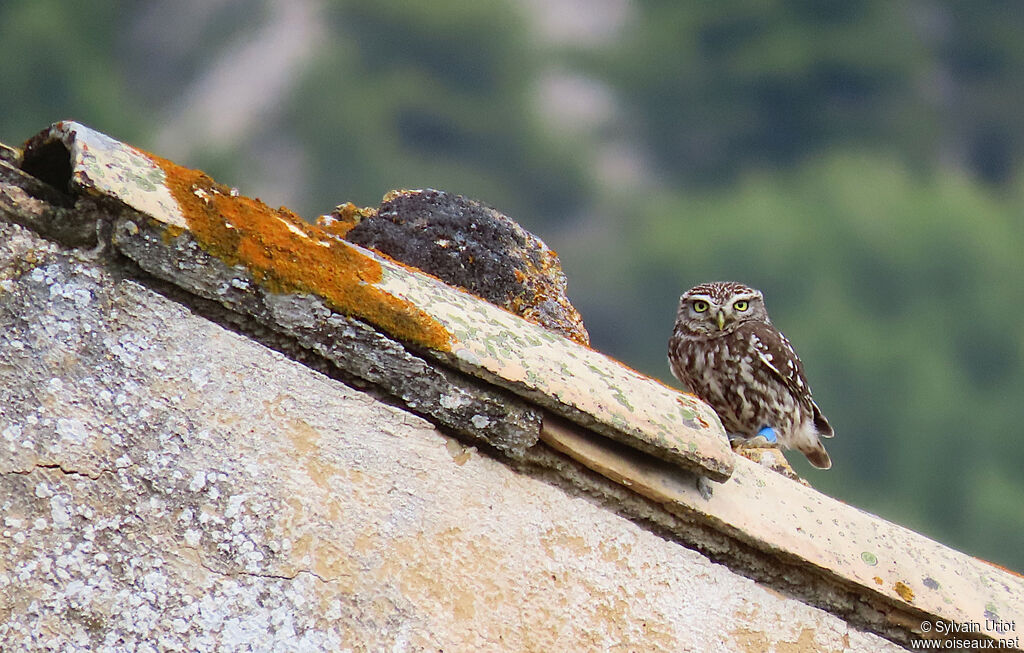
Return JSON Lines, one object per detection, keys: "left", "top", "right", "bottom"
{"left": 728, "top": 426, "right": 778, "bottom": 449}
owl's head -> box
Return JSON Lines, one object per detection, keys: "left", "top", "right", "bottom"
{"left": 675, "top": 281, "right": 769, "bottom": 336}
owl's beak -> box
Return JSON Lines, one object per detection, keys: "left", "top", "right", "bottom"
{"left": 715, "top": 310, "right": 726, "bottom": 331}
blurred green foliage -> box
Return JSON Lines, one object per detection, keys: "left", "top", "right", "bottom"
{"left": 289, "top": 0, "right": 592, "bottom": 224}
{"left": 1, "top": 0, "right": 1021, "bottom": 569}
{"left": 601, "top": 0, "right": 1024, "bottom": 186}
{"left": 0, "top": 1, "right": 143, "bottom": 143}
{"left": 598, "top": 1, "right": 927, "bottom": 184}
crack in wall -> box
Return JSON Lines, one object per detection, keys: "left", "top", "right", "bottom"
{"left": 183, "top": 543, "right": 338, "bottom": 585}
{"left": 1, "top": 463, "right": 113, "bottom": 481}
{"left": 33, "top": 462, "right": 113, "bottom": 481}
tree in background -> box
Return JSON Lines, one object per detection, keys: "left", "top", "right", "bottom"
{"left": 598, "top": 0, "right": 1024, "bottom": 186}
{"left": 287, "top": 0, "right": 592, "bottom": 223}
{"left": 0, "top": 1, "right": 144, "bottom": 144}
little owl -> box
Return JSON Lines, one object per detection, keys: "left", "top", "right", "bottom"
{"left": 668, "top": 281, "right": 833, "bottom": 469}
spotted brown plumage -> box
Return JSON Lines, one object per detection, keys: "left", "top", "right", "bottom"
{"left": 668, "top": 281, "right": 833, "bottom": 469}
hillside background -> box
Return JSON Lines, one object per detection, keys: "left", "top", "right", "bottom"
{"left": 2, "top": 0, "right": 1022, "bottom": 570}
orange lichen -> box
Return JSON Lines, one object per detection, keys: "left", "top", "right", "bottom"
{"left": 511, "top": 242, "right": 589, "bottom": 346}
{"left": 979, "top": 558, "right": 1024, "bottom": 579}
{"left": 315, "top": 202, "right": 375, "bottom": 240}
{"left": 146, "top": 153, "right": 450, "bottom": 351}
{"left": 894, "top": 581, "right": 915, "bottom": 602}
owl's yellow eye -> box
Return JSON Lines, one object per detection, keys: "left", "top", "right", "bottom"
{"left": 734, "top": 300, "right": 749, "bottom": 311}
{"left": 692, "top": 300, "right": 709, "bottom": 313}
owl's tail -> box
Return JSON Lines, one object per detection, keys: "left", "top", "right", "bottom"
{"left": 812, "top": 402, "right": 834, "bottom": 438}
{"left": 800, "top": 439, "right": 832, "bottom": 469}
{"left": 792, "top": 412, "right": 833, "bottom": 469}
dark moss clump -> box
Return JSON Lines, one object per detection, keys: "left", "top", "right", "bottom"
{"left": 346, "top": 189, "right": 589, "bottom": 345}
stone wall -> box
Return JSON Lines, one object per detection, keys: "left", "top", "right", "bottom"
{"left": 0, "top": 220, "right": 901, "bottom": 651}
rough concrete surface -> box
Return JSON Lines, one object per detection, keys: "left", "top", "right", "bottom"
{"left": 111, "top": 211, "right": 544, "bottom": 459}
{"left": 0, "top": 223, "right": 903, "bottom": 651}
